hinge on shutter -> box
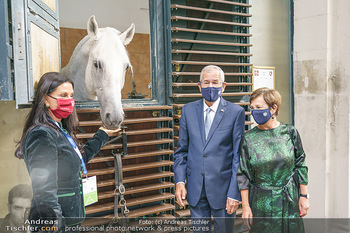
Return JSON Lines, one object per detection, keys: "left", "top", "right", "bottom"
{"left": 16, "top": 14, "right": 24, "bottom": 60}
{"left": 7, "top": 44, "right": 13, "bottom": 59}
{"left": 28, "top": 8, "right": 38, "bottom": 16}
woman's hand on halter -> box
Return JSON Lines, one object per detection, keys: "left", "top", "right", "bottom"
{"left": 99, "top": 126, "right": 121, "bottom": 136}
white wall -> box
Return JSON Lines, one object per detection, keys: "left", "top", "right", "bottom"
{"left": 294, "top": 0, "right": 350, "bottom": 225}
{"left": 58, "top": 0, "right": 150, "bottom": 33}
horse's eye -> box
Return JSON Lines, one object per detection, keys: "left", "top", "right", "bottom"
{"left": 93, "top": 60, "right": 102, "bottom": 69}
{"left": 125, "top": 65, "right": 129, "bottom": 71}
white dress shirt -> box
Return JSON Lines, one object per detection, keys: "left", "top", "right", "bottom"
{"left": 203, "top": 98, "right": 220, "bottom": 127}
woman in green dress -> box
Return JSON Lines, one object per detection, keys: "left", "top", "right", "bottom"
{"left": 237, "top": 87, "right": 310, "bottom": 232}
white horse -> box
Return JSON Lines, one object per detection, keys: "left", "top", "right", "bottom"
{"left": 62, "top": 15, "right": 135, "bottom": 129}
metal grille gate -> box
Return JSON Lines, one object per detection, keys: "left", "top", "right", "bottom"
{"left": 77, "top": 106, "right": 175, "bottom": 230}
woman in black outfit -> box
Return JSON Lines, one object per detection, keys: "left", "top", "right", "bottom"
{"left": 15, "top": 72, "right": 119, "bottom": 231}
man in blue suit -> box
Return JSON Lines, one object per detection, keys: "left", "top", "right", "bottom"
{"left": 174, "top": 65, "right": 245, "bottom": 233}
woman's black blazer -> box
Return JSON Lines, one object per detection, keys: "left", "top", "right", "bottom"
{"left": 23, "top": 125, "right": 109, "bottom": 226}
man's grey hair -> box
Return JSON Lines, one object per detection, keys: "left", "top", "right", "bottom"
{"left": 199, "top": 65, "right": 225, "bottom": 83}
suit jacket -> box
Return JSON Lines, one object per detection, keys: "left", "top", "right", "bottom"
{"left": 174, "top": 97, "right": 245, "bottom": 209}
{"left": 24, "top": 124, "right": 109, "bottom": 226}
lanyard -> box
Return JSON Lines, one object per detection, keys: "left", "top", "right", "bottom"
{"left": 54, "top": 121, "right": 88, "bottom": 175}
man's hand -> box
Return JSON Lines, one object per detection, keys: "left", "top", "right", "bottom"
{"left": 175, "top": 183, "right": 187, "bottom": 207}
{"left": 226, "top": 198, "right": 239, "bottom": 215}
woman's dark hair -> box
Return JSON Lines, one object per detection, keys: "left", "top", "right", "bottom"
{"left": 15, "top": 72, "right": 80, "bottom": 159}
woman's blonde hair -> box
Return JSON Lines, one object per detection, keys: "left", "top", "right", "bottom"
{"left": 250, "top": 87, "right": 282, "bottom": 116}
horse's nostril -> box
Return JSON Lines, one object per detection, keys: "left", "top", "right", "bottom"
{"left": 105, "top": 113, "right": 112, "bottom": 126}
{"left": 104, "top": 112, "right": 123, "bottom": 128}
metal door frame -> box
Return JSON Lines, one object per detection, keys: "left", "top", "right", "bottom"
{"left": 0, "top": 0, "right": 13, "bottom": 100}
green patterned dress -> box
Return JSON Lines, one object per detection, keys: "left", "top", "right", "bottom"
{"left": 237, "top": 123, "right": 308, "bottom": 233}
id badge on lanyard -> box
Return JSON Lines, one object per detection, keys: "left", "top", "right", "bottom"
{"left": 82, "top": 176, "right": 98, "bottom": 206}
{"left": 54, "top": 121, "right": 98, "bottom": 206}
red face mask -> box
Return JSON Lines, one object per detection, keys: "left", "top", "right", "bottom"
{"left": 48, "top": 95, "right": 75, "bottom": 119}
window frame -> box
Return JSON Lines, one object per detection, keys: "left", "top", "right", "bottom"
{"left": 1, "top": 0, "right": 172, "bottom": 108}
{"left": 77, "top": 0, "right": 172, "bottom": 108}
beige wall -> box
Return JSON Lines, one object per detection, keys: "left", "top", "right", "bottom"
{"left": 294, "top": 0, "right": 350, "bottom": 222}
{"left": 250, "top": 0, "right": 291, "bottom": 124}
{"left": 0, "top": 102, "right": 31, "bottom": 218}
{"left": 58, "top": 0, "right": 150, "bottom": 34}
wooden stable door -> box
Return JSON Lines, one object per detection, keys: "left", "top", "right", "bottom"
{"left": 11, "top": 0, "right": 60, "bottom": 106}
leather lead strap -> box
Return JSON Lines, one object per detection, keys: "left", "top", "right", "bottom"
{"left": 105, "top": 127, "right": 129, "bottom": 233}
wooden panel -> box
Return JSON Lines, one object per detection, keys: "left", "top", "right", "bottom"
{"left": 172, "top": 38, "right": 252, "bottom": 47}
{"left": 89, "top": 150, "right": 174, "bottom": 164}
{"left": 101, "top": 139, "right": 173, "bottom": 150}
{"left": 77, "top": 105, "right": 172, "bottom": 113}
{"left": 77, "top": 128, "right": 173, "bottom": 139}
{"left": 206, "top": 0, "right": 252, "bottom": 7}
{"left": 175, "top": 209, "right": 191, "bottom": 218}
{"left": 79, "top": 117, "right": 173, "bottom": 126}
{"left": 97, "top": 171, "right": 174, "bottom": 187}
{"left": 30, "top": 23, "right": 59, "bottom": 88}
{"left": 87, "top": 161, "right": 174, "bottom": 176}
{"left": 171, "top": 4, "right": 252, "bottom": 17}
{"left": 172, "top": 82, "right": 252, "bottom": 87}
{"left": 98, "top": 182, "right": 174, "bottom": 199}
{"left": 172, "top": 49, "right": 252, "bottom": 56}
{"left": 171, "top": 16, "right": 252, "bottom": 27}
{"left": 172, "top": 72, "right": 252, "bottom": 76}
{"left": 173, "top": 102, "right": 250, "bottom": 108}
{"left": 41, "top": 0, "right": 56, "bottom": 12}
{"left": 172, "top": 60, "right": 252, "bottom": 66}
{"left": 171, "top": 27, "right": 252, "bottom": 37}
{"left": 172, "top": 92, "right": 252, "bottom": 98}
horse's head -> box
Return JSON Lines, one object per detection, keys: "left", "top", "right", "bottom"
{"left": 85, "top": 16, "right": 135, "bottom": 129}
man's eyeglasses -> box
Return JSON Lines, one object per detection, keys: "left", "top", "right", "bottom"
{"left": 200, "top": 81, "right": 223, "bottom": 88}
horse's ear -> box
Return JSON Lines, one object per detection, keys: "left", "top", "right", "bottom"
{"left": 120, "top": 23, "right": 135, "bottom": 46}
{"left": 87, "top": 15, "right": 99, "bottom": 39}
